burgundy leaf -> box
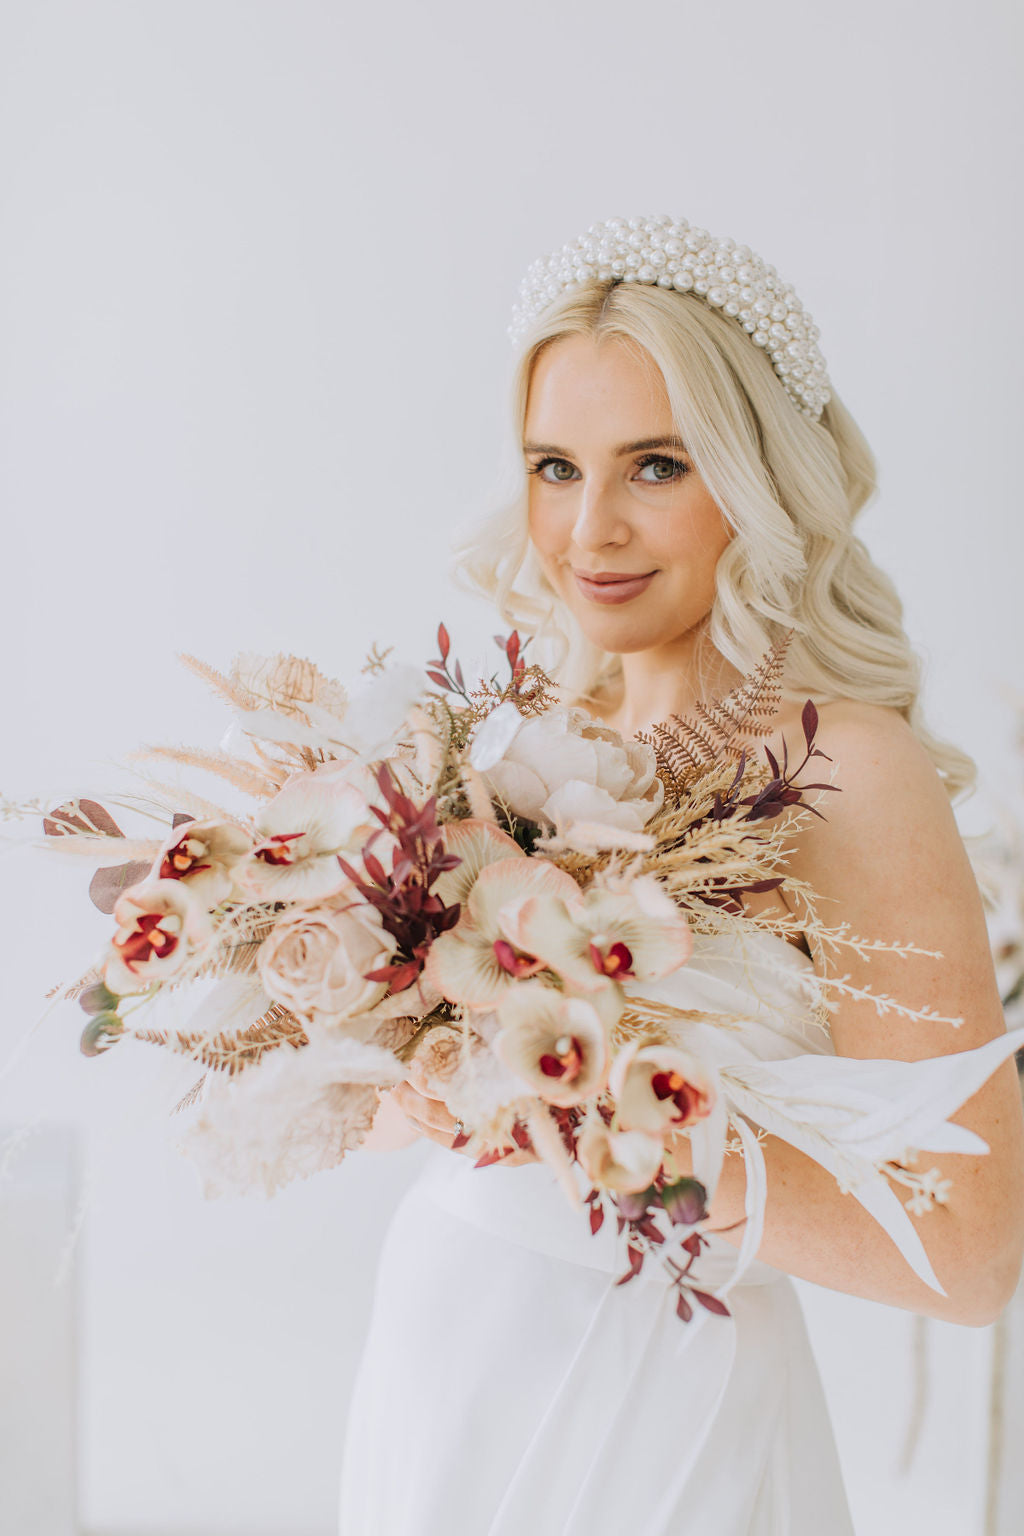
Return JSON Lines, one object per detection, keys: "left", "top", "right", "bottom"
{"left": 691, "top": 1288, "right": 731, "bottom": 1317}
{"left": 801, "top": 698, "right": 819, "bottom": 749}
{"left": 763, "top": 747, "right": 780, "bottom": 779}
{"left": 361, "top": 851, "right": 390, "bottom": 888}
{"left": 437, "top": 622, "right": 450, "bottom": 661}
{"left": 44, "top": 797, "right": 124, "bottom": 839}
{"left": 589, "top": 1203, "right": 605, "bottom": 1236}
{"left": 89, "top": 860, "right": 154, "bottom": 915}
{"left": 510, "top": 1121, "right": 533, "bottom": 1151}
{"left": 675, "top": 1290, "right": 694, "bottom": 1323}
{"left": 426, "top": 669, "right": 451, "bottom": 690}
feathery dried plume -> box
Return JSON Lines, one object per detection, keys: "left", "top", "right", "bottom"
{"left": 130, "top": 745, "right": 281, "bottom": 800}
{"left": 178, "top": 653, "right": 260, "bottom": 713}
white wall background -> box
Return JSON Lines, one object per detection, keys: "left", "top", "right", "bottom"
{"left": 0, "top": 1, "right": 1021, "bottom": 1533}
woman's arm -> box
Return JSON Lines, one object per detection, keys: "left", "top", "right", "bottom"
{"left": 693, "top": 700, "right": 1024, "bottom": 1326}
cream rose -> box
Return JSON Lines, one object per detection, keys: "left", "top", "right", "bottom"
{"left": 257, "top": 893, "right": 398, "bottom": 1028}
{"left": 469, "top": 702, "right": 663, "bottom": 835}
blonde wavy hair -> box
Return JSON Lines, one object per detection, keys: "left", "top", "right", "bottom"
{"left": 451, "top": 279, "right": 974, "bottom": 800}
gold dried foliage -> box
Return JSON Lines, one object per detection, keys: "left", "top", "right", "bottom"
{"left": 230, "top": 652, "right": 349, "bottom": 722}
{"left": 131, "top": 1002, "right": 308, "bottom": 1075}
{"left": 172, "top": 1076, "right": 207, "bottom": 1115}
{"left": 116, "top": 779, "right": 237, "bottom": 825}
{"left": 178, "top": 654, "right": 258, "bottom": 714}
{"left": 614, "top": 998, "right": 743, "bottom": 1048}
{"left": 131, "top": 745, "right": 280, "bottom": 800}
{"left": 180, "top": 650, "right": 349, "bottom": 725}
{"left": 361, "top": 641, "right": 395, "bottom": 675}
{"left": 636, "top": 636, "right": 791, "bottom": 804}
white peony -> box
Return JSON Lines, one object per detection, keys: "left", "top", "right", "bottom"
{"left": 469, "top": 703, "right": 663, "bottom": 836}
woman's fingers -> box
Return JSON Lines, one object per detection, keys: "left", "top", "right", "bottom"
{"left": 391, "top": 1081, "right": 540, "bottom": 1166}
{"left": 392, "top": 1081, "right": 460, "bottom": 1140}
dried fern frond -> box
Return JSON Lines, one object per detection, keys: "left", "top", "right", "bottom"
{"left": 636, "top": 635, "right": 791, "bottom": 802}
{"left": 130, "top": 746, "right": 280, "bottom": 799}
{"left": 130, "top": 1001, "right": 308, "bottom": 1075}
{"left": 172, "top": 1076, "right": 207, "bottom": 1115}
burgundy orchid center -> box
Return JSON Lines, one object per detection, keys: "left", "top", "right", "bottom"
{"left": 253, "top": 831, "right": 306, "bottom": 866}
{"left": 589, "top": 938, "right": 635, "bottom": 978}
{"left": 116, "top": 913, "right": 180, "bottom": 970}
{"left": 493, "top": 938, "right": 546, "bottom": 978}
{"left": 159, "top": 834, "right": 211, "bottom": 880}
{"left": 652, "top": 1068, "right": 698, "bottom": 1121}
{"left": 539, "top": 1032, "right": 583, "bottom": 1080}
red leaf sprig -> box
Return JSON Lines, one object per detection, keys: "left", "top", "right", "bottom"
{"left": 492, "top": 628, "right": 528, "bottom": 691}
{"left": 583, "top": 1168, "right": 729, "bottom": 1322}
{"left": 425, "top": 620, "right": 532, "bottom": 703}
{"left": 425, "top": 622, "right": 469, "bottom": 700}
{"left": 337, "top": 762, "right": 463, "bottom": 995}
{"left": 740, "top": 700, "right": 838, "bottom": 823}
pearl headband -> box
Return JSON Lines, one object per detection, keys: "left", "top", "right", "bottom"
{"left": 508, "top": 215, "right": 831, "bottom": 421}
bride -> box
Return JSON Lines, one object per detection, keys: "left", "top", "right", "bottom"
{"left": 337, "top": 216, "right": 1024, "bottom": 1534}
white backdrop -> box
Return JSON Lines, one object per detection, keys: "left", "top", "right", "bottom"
{"left": 1, "top": 2, "right": 1021, "bottom": 1533}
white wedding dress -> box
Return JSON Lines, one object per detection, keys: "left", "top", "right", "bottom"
{"left": 338, "top": 928, "right": 856, "bottom": 1535}
{"left": 338, "top": 926, "right": 1024, "bottom": 1534}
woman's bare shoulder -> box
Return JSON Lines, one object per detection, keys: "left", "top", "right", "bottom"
{"left": 775, "top": 696, "right": 949, "bottom": 829}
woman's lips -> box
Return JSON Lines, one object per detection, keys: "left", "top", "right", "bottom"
{"left": 573, "top": 570, "right": 657, "bottom": 604}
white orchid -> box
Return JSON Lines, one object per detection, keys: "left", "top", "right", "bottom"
{"left": 491, "top": 979, "right": 620, "bottom": 1107}
{"left": 423, "top": 854, "right": 582, "bottom": 1009}
{"left": 236, "top": 769, "right": 381, "bottom": 903}
{"left": 501, "top": 871, "right": 693, "bottom": 995}
{"left": 104, "top": 878, "right": 213, "bottom": 996}
{"left": 576, "top": 1110, "right": 666, "bottom": 1194}
{"left": 608, "top": 1041, "right": 716, "bottom": 1135}
{"left": 152, "top": 818, "right": 253, "bottom": 907}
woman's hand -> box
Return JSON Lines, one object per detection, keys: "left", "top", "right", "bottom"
{"left": 390, "top": 1081, "right": 540, "bottom": 1166}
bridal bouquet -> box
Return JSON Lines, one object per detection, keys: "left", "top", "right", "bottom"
{"left": 35, "top": 627, "right": 1024, "bottom": 1322}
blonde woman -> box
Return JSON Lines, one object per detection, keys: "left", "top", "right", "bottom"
{"left": 339, "top": 217, "right": 1024, "bottom": 1534}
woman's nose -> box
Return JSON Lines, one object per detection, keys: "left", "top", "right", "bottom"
{"left": 570, "top": 475, "right": 630, "bottom": 550}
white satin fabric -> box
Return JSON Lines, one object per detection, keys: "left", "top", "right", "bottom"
{"left": 339, "top": 931, "right": 855, "bottom": 1535}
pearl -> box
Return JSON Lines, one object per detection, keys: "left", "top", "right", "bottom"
{"left": 507, "top": 214, "right": 832, "bottom": 419}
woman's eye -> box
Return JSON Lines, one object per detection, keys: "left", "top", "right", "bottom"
{"left": 634, "top": 455, "right": 688, "bottom": 483}
{"left": 529, "top": 458, "right": 578, "bottom": 483}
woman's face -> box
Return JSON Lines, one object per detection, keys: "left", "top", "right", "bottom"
{"left": 524, "top": 333, "right": 734, "bottom": 656}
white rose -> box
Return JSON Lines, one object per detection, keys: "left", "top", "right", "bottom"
{"left": 469, "top": 702, "right": 663, "bottom": 834}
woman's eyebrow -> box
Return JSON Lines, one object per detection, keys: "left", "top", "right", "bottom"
{"left": 522, "top": 434, "right": 688, "bottom": 456}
